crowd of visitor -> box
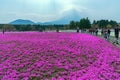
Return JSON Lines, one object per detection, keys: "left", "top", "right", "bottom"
{"left": 76, "top": 25, "right": 120, "bottom": 45}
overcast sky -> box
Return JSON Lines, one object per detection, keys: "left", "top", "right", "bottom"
{"left": 0, "top": 0, "right": 120, "bottom": 23}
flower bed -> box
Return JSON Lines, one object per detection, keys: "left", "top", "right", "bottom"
{"left": 0, "top": 32, "right": 120, "bottom": 80}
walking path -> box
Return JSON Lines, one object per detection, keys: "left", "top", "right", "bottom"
{"left": 90, "top": 32, "right": 120, "bottom": 47}
{"left": 99, "top": 35, "right": 120, "bottom": 46}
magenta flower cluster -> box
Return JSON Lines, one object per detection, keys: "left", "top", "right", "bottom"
{"left": 0, "top": 32, "right": 120, "bottom": 80}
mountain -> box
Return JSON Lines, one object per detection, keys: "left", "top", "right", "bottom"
{"left": 10, "top": 19, "right": 35, "bottom": 25}
{"left": 38, "top": 9, "right": 81, "bottom": 25}
{"left": 52, "top": 9, "right": 81, "bottom": 24}
{"left": 10, "top": 9, "right": 82, "bottom": 25}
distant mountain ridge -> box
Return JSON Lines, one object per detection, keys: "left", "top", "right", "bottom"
{"left": 10, "top": 19, "right": 35, "bottom": 25}
{"left": 9, "top": 9, "right": 82, "bottom": 25}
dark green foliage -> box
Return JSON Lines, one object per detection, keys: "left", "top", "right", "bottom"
{"left": 69, "top": 18, "right": 119, "bottom": 29}
{"left": 0, "top": 24, "right": 64, "bottom": 31}
{"left": 79, "top": 17, "right": 91, "bottom": 29}
{"left": 70, "top": 21, "right": 76, "bottom": 29}
{"left": 96, "top": 20, "right": 109, "bottom": 28}
{"left": 109, "top": 20, "right": 117, "bottom": 28}
{"left": 95, "top": 20, "right": 117, "bottom": 28}
{"left": 69, "top": 17, "right": 91, "bottom": 29}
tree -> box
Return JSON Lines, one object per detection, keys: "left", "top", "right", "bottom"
{"left": 109, "top": 20, "right": 117, "bottom": 28}
{"left": 94, "top": 20, "right": 117, "bottom": 28}
{"left": 93, "top": 20, "right": 97, "bottom": 25}
{"left": 3, "top": 24, "right": 15, "bottom": 32}
{"left": 64, "top": 25, "right": 70, "bottom": 30}
{"left": 79, "top": 17, "right": 91, "bottom": 29}
{"left": 75, "top": 21, "right": 79, "bottom": 27}
{"left": 70, "top": 21, "right": 76, "bottom": 29}
{"left": 96, "top": 20, "right": 109, "bottom": 28}
{"left": 31, "top": 25, "right": 36, "bottom": 31}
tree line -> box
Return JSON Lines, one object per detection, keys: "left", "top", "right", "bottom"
{"left": 70, "top": 18, "right": 119, "bottom": 29}
{"left": 0, "top": 24, "right": 65, "bottom": 32}
{"left": 0, "top": 18, "right": 119, "bottom": 32}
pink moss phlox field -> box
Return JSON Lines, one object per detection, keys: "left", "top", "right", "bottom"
{"left": 0, "top": 32, "right": 120, "bottom": 80}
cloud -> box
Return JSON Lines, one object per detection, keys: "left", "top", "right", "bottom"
{"left": 0, "top": 0, "right": 120, "bottom": 23}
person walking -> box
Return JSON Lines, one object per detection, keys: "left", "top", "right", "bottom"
{"left": 95, "top": 28, "right": 98, "bottom": 36}
{"left": 107, "top": 29, "right": 111, "bottom": 40}
{"left": 56, "top": 27, "right": 59, "bottom": 32}
{"left": 101, "top": 28, "right": 104, "bottom": 36}
{"left": 114, "top": 25, "right": 119, "bottom": 44}
{"left": 103, "top": 29, "right": 108, "bottom": 40}
{"left": 76, "top": 27, "right": 79, "bottom": 33}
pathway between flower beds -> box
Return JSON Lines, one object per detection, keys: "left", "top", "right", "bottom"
{"left": 0, "top": 32, "right": 120, "bottom": 80}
